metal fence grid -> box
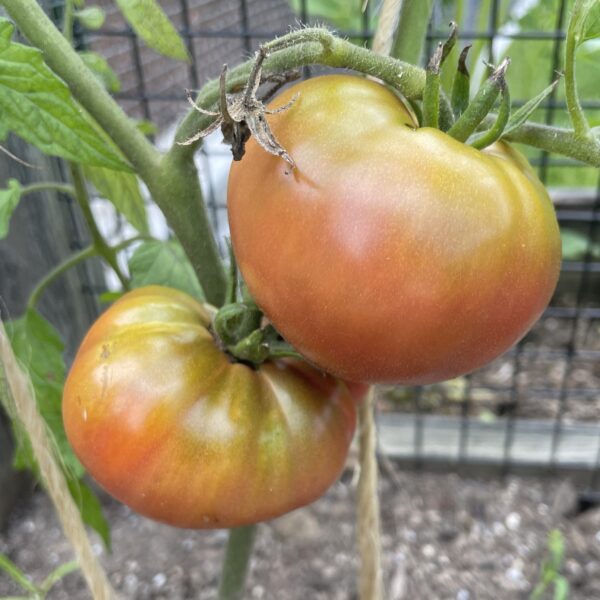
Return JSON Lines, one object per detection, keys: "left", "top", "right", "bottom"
{"left": 37, "top": 0, "right": 600, "bottom": 488}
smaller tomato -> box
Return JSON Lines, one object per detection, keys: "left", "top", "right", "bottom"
{"left": 63, "top": 286, "right": 357, "bottom": 529}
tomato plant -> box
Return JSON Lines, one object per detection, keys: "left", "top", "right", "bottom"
{"left": 62, "top": 286, "right": 357, "bottom": 529}
{"left": 228, "top": 74, "right": 562, "bottom": 384}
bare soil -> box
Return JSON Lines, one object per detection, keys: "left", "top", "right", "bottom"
{"left": 2, "top": 468, "right": 600, "bottom": 599}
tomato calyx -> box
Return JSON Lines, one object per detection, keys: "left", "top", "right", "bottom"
{"left": 212, "top": 302, "right": 302, "bottom": 367}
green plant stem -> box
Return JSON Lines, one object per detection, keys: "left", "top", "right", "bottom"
{"left": 217, "top": 525, "right": 257, "bottom": 600}
{"left": 0, "top": 554, "right": 38, "bottom": 594}
{"left": 391, "top": 0, "right": 435, "bottom": 64}
{"left": 40, "top": 561, "right": 79, "bottom": 594}
{"left": 69, "top": 163, "right": 130, "bottom": 290}
{"left": 565, "top": 0, "right": 590, "bottom": 137}
{"left": 26, "top": 246, "right": 96, "bottom": 311}
{"left": 20, "top": 182, "right": 76, "bottom": 198}
{"left": 497, "top": 118, "right": 600, "bottom": 168}
{"left": 1, "top": 0, "right": 227, "bottom": 307}
{"left": 565, "top": 0, "right": 592, "bottom": 138}
{"left": 26, "top": 236, "right": 144, "bottom": 310}
{"left": 170, "top": 28, "right": 426, "bottom": 156}
{"left": 62, "top": 0, "right": 74, "bottom": 42}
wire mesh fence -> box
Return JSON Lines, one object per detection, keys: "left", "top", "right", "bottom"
{"left": 33, "top": 0, "right": 600, "bottom": 487}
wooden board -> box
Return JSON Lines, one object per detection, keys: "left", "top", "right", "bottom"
{"left": 378, "top": 414, "right": 600, "bottom": 470}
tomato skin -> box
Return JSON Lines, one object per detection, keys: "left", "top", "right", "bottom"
{"left": 63, "top": 286, "right": 357, "bottom": 528}
{"left": 228, "top": 74, "right": 561, "bottom": 384}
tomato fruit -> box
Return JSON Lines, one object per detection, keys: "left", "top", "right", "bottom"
{"left": 63, "top": 286, "right": 357, "bottom": 528}
{"left": 228, "top": 74, "right": 561, "bottom": 384}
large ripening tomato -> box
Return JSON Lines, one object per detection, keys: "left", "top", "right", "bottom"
{"left": 228, "top": 74, "right": 562, "bottom": 385}
{"left": 63, "top": 286, "right": 357, "bottom": 528}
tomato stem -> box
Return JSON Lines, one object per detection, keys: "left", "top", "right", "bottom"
{"left": 20, "top": 182, "right": 76, "bottom": 198}
{"left": 565, "top": 0, "right": 593, "bottom": 139}
{"left": 217, "top": 525, "right": 257, "bottom": 600}
{"left": 446, "top": 57, "right": 509, "bottom": 143}
{"left": 390, "top": 0, "right": 435, "bottom": 64}
{"left": 69, "top": 163, "right": 131, "bottom": 290}
{"left": 26, "top": 246, "right": 97, "bottom": 311}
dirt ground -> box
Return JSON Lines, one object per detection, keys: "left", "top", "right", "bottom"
{"left": 2, "top": 467, "right": 600, "bottom": 600}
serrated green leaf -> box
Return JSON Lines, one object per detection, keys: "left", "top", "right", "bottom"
{"left": 79, "top": 51, "right": 121, "bottom": 93}
{"left": 0, "top": 18, "right": 130, "bottom": 171}
{"left": 7, "top": 310, "right": 83, "bottom": 478}
{"left": 114, "top": 0, "right": 189, "bottom": 61}
{"left": 129, "top": 239, "right": 205, "bottom": 300}
{"left": 75, "top": 6, "right": 106, "bottom": 30}
{"left": 67, "top": 478, "right": 111, "bottom": 550}
{"left": 82, "top": 165, "right": 148, "bottom": 233}
{"left": 0, "top": 178, "right": 21, "bottom": 239}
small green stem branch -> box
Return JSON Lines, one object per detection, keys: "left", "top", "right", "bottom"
{"left": 69, "top": 163, "right": 130, "bottom": 290}
{"left": 391, "top": 0, "right": 435, "bottom": 64}
{"left": 62, "top": 0, "right": 74, "bottom": 42}
{"left": 27, "top": 245, "right": 96, "bottom": 310}
{"left": 20, "top": 182, "right": 76, "bottom": 198}
{"left": 217, "top": 525, "right": 257, "bottom": 600}
{"left": 26, "top": 236, "right": 144, "bottom": 310}
{"left": 565, "top": 0, "right": 591, "bottom": 138}
{"left": 499, "top": 118, "right": 600, "bottom": 168}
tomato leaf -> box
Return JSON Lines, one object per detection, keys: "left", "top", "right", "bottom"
{"left": 0, "top": 19, "right": 130, "bottom": 171}
{"left": 0, "top": 178, "right": 21, "bottom": 239}
{"left": 75, "top": 6, "right": 106, "bottom": 30}
{"left": 67, "top": 478, "right": 111, "bottom": 550}
{"left": 129, "top": 239, "right": 205, "bottom": 300}
{"left": 78, "top": 51, "right": 121, "bottom": 93}
{"left": 82, "top": 165, "right": 148, "bottom": 234}
{"left": 6, "top": 310, "right": 83, "bottom": 477}
{"left": 579, "top": 0, "right": 600, "bottom": 43}
{"left": 114, "top": 0, "right": 190, "bottom": 62}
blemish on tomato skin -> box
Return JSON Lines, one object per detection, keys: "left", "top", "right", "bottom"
{"left": 101, "top": 344, "right": 110, "bottom": 359}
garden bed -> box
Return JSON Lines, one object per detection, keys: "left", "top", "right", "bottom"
{"left": 2, "top": 468, "right": 600, "bottom": 599}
